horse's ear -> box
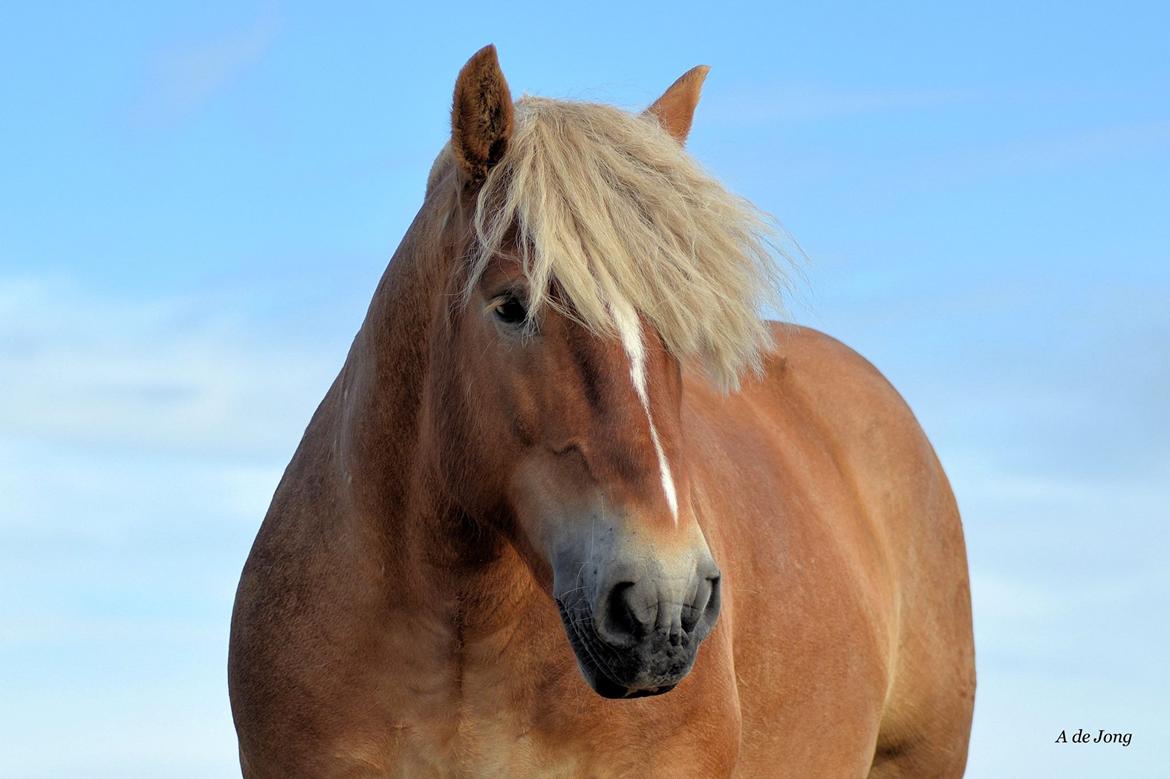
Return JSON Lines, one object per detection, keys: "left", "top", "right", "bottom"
{"left": 451, "top": 44, "right": 514, "bottom": 188}
{"left": 645, "top": 65, "right": 710, "bottom": 145}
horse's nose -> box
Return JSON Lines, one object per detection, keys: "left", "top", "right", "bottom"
{"left": 595, "top": 560, "right": 722, "bottom": 649}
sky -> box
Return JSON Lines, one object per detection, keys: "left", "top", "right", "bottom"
{"left": 0, "top": 1, "right": 1167, "bottom": 776}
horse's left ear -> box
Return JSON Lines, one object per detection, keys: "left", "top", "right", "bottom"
{"left": 451, "top": 44, "right": 514, "bottom": 187}
{"left": 645, "top": 65, "right": 710, "bottom": 145}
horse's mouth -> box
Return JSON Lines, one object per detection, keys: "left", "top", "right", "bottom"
{"left": 588, "top": 671, "right": 677, "bottom": 700}
{"left": 555, "top": 598, "right": 692, "bottom": 700}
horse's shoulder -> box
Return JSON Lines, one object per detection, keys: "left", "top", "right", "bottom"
{"left": 765, "top": 322, "right": 894, "bottom": 393}
{"left": 682, "top": 322, "right": 919, "bottom": 453}
{"left": 759, "top": 322, "right": 926, "bottom": 443}
{"left": 739, "top": 322, "right": 949, "bottom": 529}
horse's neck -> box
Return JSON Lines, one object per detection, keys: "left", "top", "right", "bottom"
{"left": 328, "top": 222, "right": 538, "bottom": 646}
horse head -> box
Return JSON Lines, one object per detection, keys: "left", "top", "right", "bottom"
{"left": 419, "top": 45, "right": 777, "bottom": 698}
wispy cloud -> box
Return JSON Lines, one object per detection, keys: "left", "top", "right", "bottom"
{"left": 0, "top": 275, "right": 334, "bottom": 460}
{"left": 0, "top": 275, "right": 309, "bottom": 775}
{"left": 704, "top": 82, "right": 975, "bottom": 125}
{"left": 904, "top": 117, "right": 1170, "bottom": 185}
{"left": 130, "top": 2, "right": 280, "bottom": 127}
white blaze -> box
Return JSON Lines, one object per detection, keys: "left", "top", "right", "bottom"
{"left": 611, "top": 299, "right": 679, "bottom": 523}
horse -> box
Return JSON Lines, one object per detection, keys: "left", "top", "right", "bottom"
{"left": 228, "top": 45, "right": 975, "bottom": 778}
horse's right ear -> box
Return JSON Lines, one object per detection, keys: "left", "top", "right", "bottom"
{"left": 451, "top": 44, "right": 514, "bottom": 188}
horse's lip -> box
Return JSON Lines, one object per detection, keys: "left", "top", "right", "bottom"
{"left": 555, "top": 598, "right": 629, "bottom": 690}
{"left": 554, "top": 598, "right": 681, "bottom": 699}
{"left": 575, "top": 649, "right": 678, "bottom": 699}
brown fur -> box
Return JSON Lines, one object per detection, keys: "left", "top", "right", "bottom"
{"left": 228, "top": 47, "right": 975, "bottom": 777}
{"left": 451, "top": 45, "right": 514, "bottom": 185}
{"left": 646, "top": 65, "right": 710, "bottom": 144}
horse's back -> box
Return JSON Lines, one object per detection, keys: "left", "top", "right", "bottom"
{"left": 685, "top": 323, "right": 974, "bottom": 777}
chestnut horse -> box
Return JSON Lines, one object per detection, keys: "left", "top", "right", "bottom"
{"left": 229, "top": 46, "right": 975, "bottom": 777}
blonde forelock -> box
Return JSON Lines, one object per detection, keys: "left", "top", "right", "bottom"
{"left": 461, "top": 96, "right": 789, "bottom": 390}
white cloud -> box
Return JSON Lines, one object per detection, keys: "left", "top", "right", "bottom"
{"left": 130, "top": 2, "right": 280, "bottom": 126}
{"left": 0, "top": 275, "right": 336, "bottom": 460}
{"left": 704, "top": 82, "right": 975, "bottom": 125}
{"left": 0, "top": 274, "right": 316, "bottom": 775}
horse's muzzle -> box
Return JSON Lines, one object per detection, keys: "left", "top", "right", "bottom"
{"left": 554, "top": 558, "right": 722, "bottom": 699}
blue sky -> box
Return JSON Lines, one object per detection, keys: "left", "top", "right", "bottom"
{"left": 1, "top": 2, "right": 1167, "bottom": 776}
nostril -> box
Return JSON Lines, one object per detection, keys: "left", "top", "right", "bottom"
{"left": 682, "top": 575, "right": 710, "bottom": 632}
{"left": 704, "top": 574, "right": 722, "bottom": 623}
{"left": 599, "top": 581, "right": 652, "bottom": 646}
{"left": 683, "top": 574, "right": 721, "bottom": 633}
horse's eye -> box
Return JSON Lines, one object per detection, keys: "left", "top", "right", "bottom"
{"left": 493, "top": 295, "right": 528, "bottom": 326}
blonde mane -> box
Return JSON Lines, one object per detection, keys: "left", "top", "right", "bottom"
{"left": 467, "top": 96, "right": 788, "bottom": 389}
